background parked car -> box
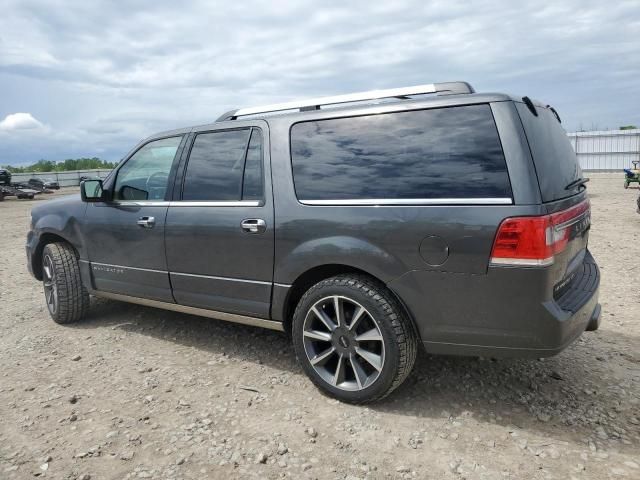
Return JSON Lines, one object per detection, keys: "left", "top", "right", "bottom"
{"left": 28, "top": 177, "right": 60, "bottom": 190}
{"left": 0, "top": 169, "right": 11, "bottom": 185}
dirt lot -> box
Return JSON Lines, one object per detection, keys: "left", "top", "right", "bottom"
{"left": 0, "top": 175, "right": 638, "bottom": 480}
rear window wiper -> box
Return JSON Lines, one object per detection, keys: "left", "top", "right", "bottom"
{"left": 565, "top": 177, "right": 590, "bottom": 190}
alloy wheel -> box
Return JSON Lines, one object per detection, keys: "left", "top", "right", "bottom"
{"left": 43, "top": 255, "right": 58, "bottom": 315}
{"left": 302, "top": 295, "right": 385, "bottom": 391}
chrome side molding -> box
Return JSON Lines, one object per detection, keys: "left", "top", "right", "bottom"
{"left": 170, "top": 271, "right": 272, "bottom": 285}
{"left": 111, "top": 200, "right": 261, "bottom": 207}
{"left": 299, "top": 198, "right": 513, "bottom": 206}
{"left": 90, "top": 290, "right": 285, "bottom": 332}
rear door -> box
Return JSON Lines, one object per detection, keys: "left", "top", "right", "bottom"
{"left": 165, "top": 121, "right": 274, "bottom": 318}
{"left": 516, "top": 102, "right": 591, "bottom": 292}
{"left": 515, "top": 102, "right": 584, "bottom": 204}
{"left": 516, "top": 103, "right": 590, "bottom": 246}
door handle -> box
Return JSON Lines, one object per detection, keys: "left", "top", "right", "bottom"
{"left": 241, "top": 218, "right": 266, "bottom": 234}
{"left": 137, "top": 216, "right": 156, "bottom": 228}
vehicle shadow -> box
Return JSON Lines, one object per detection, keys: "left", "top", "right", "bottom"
{"left": 76, "top": 297, "right": 296, "bottom": 372}
{"left": 71, "top": 297, "right": 639, "bottom": 448}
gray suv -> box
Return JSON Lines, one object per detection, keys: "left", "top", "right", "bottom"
{"left": 26, "top": 82, "right": 601, "bottom": 403}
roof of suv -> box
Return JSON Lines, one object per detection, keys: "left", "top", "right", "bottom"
{"left": 144, "top": 82, "right": 531, "bottom": 143}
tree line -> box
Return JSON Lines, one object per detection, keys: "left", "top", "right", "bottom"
{"left": 2, "top": 158, "right": 117, "bottom": 173}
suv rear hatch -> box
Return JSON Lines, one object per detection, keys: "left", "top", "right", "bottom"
{"left": 491, "top": 101, "right": 594, "bottom": 312}
{"left": 515, "top": 102, "right": 584, "bottom": 204}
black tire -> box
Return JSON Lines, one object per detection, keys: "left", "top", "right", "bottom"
{"left": 292, "top": 274, "right": 418, "bottom": 403}
{"left": 624, "top": 180, "right": 629, "bottom": 189}
{"left": 42, "top": 243, "right": 90, "bottom": 324}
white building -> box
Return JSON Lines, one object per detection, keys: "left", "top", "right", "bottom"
{"left": 568, "top": 129, "right": 640, "bottom": 171}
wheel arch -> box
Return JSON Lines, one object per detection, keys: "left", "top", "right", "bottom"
{"left": 32, "top": 233, "right": 77, "bottom": 280}
{"left": 279, "top": 264, "right": 421, "bottom": 342}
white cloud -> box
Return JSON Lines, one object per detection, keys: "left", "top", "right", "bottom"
{"left": 0, "top": 112, "right": 45, "bottom": 131}
{"left": 0, "top": 0, "right": 638, "bottom": 164}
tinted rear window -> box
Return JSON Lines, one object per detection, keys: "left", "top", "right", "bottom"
{"left": 516, "top": 103, "right": 582, "bottom": 202}
{"left": 182, "top": 129, "right": 250, "bottom": 201}
{"left": 290, "top": 105, "right": 511, "bottom": 201}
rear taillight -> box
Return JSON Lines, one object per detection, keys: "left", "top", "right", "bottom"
{"left": 490, "top": 199, "right": 590, "bottom": 267}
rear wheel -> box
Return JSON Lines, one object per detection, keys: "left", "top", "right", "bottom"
{"left": 624, "top": 180, "right": 630, "bottom": 189}
{"left": 42, "top": 243, "right": 89, "bottom": 324}
{"left": 292, "top": 274, "right": 418, "bottom": 403}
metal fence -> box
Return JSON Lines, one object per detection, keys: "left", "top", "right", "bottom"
{"left": 568, "top": 129, "right": 640, "bottom": 171}
{"left": 10, "top": 169, "right": 112, "bottom": 187}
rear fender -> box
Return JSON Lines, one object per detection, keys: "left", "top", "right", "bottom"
{"left": 275, "top": 235, "right": 406, "bottom": 285}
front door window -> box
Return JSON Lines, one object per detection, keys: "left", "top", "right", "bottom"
{"left": 114, "top": 136, "right": 182, "bottom": 200}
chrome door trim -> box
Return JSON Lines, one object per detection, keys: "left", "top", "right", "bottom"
{"left": 90, "top": 290, "right": 284, "bottom": 332}
{"left": 172, "top": 200, "right": 261, "bottom": 207}
{"left": 110, "top": 200, "right": 261, "bottom": 207}
{"left": 170, "top": 271, "right": 272, "bottom": 285}
{"left": 112, "top": 198, "right": 516, "bottom": 208}
{"left": 109, "top": 201, "right": 170, "bottom": 207}
{"left": 298, "top": 198, "right": 513, "bottom": 206}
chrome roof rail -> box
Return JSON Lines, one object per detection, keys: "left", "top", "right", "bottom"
{"left": 216, "top": 81, "right": 475, "bottom": 121}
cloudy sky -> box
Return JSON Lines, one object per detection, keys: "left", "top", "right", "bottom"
{"left": 0, "top": 0, "right": 638, "bottom": 165}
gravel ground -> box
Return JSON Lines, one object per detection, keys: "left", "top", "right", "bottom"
{"left": 0, "top": 175, "right": 638, "bottom": 480}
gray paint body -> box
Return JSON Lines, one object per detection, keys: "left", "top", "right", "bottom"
{"left": 26, "top": 92, "right": 600, "bottom": 357}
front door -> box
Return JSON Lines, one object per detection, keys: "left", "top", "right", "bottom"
{"left": 165, "top": 122, "right": 274, "bottom": 318}
{"left": 84, "top": 135, "right": 185, "bottom": 302}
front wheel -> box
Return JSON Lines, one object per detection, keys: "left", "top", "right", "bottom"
{"left": 42, "top": 243, "right": 90, "bottom": 324}
{"left": 624, "top": 180, "right": 630, "bottom": 189}
{"left": 292, "top": 274, "right": 418, "bottom": 403}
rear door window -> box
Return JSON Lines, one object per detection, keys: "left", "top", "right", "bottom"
{"left": 516, "top": 103, "right": 582, "bottom": 202}
{"left": 182, "top": 128, "right": 264, "bottom": 201}
{"left": 290, "top": 104, "right": 511, "bottom": 201}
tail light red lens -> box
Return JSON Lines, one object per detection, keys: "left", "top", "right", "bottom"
{"left": 490, "top": 199, "right": 590, "bottom": 267}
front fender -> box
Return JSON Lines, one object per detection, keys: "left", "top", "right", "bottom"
{"left": 27, "top": 195, "right": 88, "bottom": 279}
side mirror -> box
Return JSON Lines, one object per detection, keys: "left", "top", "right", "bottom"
{"left": 80, "top": 179, "right": 104, "bottom": 202}
{"left": 120, "top": 185, "right": 148, "bottom": 200}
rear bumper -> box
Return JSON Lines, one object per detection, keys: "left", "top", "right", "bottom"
{"left": 388, "top": 250, "right": 601, "bottom": 358}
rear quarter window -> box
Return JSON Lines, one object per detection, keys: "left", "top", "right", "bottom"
{"left": 516, "top": 103, "right": 582, "bottom": 202}
{"left": 290, "top": 104, "right": 512, "bottom": 201}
